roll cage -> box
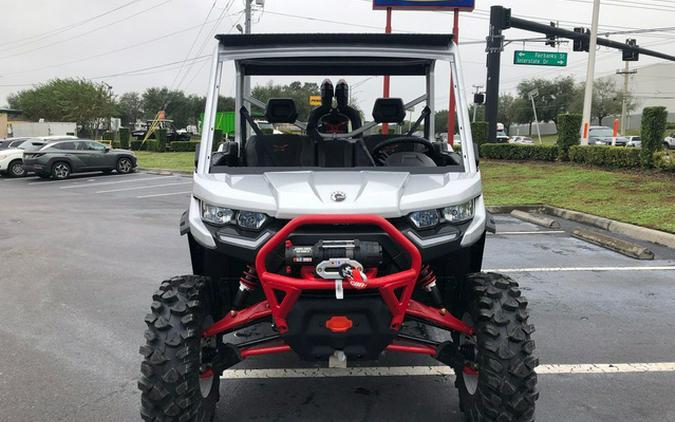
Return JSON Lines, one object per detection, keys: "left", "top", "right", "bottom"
{"left": 196, "top": 33, "right": 476, "bottom": 174}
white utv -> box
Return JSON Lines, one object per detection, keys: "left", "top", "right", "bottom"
{"left": 139, "top": 33, "right": 538, "bottom": 421}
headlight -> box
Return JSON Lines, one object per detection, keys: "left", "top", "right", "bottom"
{"left": 236, "top": 211, "right": 267, "bottom": 230}
{"left": 201, "top": 202, "right": 234, "bottom": 226}
{"left": 408, "top": 210, "right": 441, "bottom": 230}
{"left": 442, "top": 199, "right": 474, "bottom": 224}
{"left": 200, "top": 201, "right": 268, "bottom": 230}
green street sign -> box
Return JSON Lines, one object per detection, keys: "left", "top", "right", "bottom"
{"left": 514, "top": 50, "right": 568, "bottom": 67}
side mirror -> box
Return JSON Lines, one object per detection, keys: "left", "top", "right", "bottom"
{"left": 104, "top": 145, "right": 111, "bottom": 152}
{"left": 194, "top": 143, "right": 200, "bottom": 168}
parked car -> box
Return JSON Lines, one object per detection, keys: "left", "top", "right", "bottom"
{"left": 626, "top": 136, "right": 641, "bottom": 148}
{"left": 509, "top": 136, "right": 534, "bottom": 145}
{"left": 664, "top": 134, "right": 675, "bottom": 149}
{"left": 587, "top": 126, "right": 628, "bottom": 146}
{"left": 0, "top": 137, "right": 31, "bottom": 150}
{"left": 0, "top": 136, "right": 77, "bottom": 177}
{"left": 22, "top": 139, "right": 137, "bottom": 180}
{"left": 131, "top": 119, "right": 191, "bottom": 142}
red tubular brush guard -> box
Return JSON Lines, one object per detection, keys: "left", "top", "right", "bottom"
{"left": 254, "top": 214, "right": 422, "bottom": 334}
{"left": 203, "top": 214, "right": 474, "bottom": 359}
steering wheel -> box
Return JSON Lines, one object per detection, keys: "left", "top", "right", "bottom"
{"left": 371, "top": 136, "right": 434, "bottom": 165}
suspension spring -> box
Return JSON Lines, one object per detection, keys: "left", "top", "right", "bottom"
{"left": 232, "top": 264, "right": 259, "bottom": 313}
{"left": 417, "top": 265, "right": 446, "bottom": 314}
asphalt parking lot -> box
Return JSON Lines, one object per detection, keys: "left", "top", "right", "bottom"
{"left": 2, "top": 171, "right": 675, "bottom": 422}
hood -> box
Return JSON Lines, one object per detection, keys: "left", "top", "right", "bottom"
{"left": 192, "top": 170, "right": 482, "bottom": 219}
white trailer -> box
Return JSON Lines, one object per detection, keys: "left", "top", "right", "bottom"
{"left": 9, "top": 121, "right": 77, "bottom": 137}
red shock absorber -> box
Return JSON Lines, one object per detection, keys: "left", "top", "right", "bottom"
{"left": 231, "top": 264, "right": 259, "bottom": 315}
{"left": 417, "top": 265, "right": 447, "bottom": 315}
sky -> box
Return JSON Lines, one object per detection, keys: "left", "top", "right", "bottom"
{"left": 1, "top": 0, "right": 675, "bottom": 116}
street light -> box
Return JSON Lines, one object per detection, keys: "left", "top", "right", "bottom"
{"left": 528, "top": 88, "right": 542, "bottom": 144}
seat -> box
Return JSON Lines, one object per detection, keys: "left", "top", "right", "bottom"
{"left": 363, "top": 98, "right": 418, "bottom": 154}
{"left": 246, "top": 98, "right": 315, "bottom": 167}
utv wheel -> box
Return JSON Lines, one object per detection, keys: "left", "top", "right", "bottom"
{"left": 8, "top": 159, "right": 25, "bottom": 177}
{"left": 51, "top": 161, "right": 71, "bottom": 180}
{"left": 453, "top": 272, "right": 538, "bottom": 421}
{"left": 138, "top": 275, "right": 221, "bottom": 422}
{"left": 116, "top": 157, "right": 133, "bottom": 174}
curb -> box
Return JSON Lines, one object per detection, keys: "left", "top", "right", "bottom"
{"left": 487, "top": 204, "right": 675, "bottom": 249}
{"left": 572, "top": 228, "right": 655, "bottom": 260}
{"left": 138, "top": 167, "right": 193, "bottom": 176}
{"left": 510, "top": 210, "right": 561, "bottom": 229}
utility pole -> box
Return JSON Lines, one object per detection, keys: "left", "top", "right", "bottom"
{"left": 581, "top": 0, "right": 601, "bottom": 145}
{"left": 616, "top": 62, "right": 637, "bottom": 135}
{"left": 244, "top": 0, "right": 252, "bottom": 33}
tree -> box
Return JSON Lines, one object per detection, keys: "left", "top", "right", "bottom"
{"left": 516, "top": 76, "right": 578, "bottom": 124}
{"left": 251, "top": 81, "right": 320, "bottom": 121}
{"left": 435, "top": 110, "right": 449, "bottom": 133}
{"left": 497, "top": 94, "right": 516, "bottom": 132}
{"left": 589, "top": 77, "right": 636, "bottom": 125}
{"left": 8, "top": 78, "right": 115, "bottom": 136}
{"left": 139, "top": 88, "right": 235, "bottom": 129}
{"left": 116, "top": 92, "right": 143, "bottom": 127}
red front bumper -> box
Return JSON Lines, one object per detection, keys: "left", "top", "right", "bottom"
{"left": 203, "top": 214, "right": 473, "bottom": 359}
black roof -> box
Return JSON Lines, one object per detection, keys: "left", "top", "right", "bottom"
{"left": 216, "top": 33, "right": 453, "bottom": 50}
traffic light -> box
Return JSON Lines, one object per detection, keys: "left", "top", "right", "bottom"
{"left": 546, "top": 22, "right": 556, "bottom": 48}
{"left": 573, "top": 27, "right": 590, "bottom": 52}
{"left": 623, "top": 39, "right": 639, "bottom": 62}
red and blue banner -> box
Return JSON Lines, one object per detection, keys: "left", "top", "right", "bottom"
{"left": 373, "top": 0, "right": 475, "bottom": 11}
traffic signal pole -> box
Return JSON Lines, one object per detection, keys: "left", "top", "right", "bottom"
{"left": 485, "top": 5, "right": 675, "bottom": 143}
{"left": 485, "top": 7, "right": 505, "bottom": 144}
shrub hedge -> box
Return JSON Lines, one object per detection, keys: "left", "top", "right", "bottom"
{"left": 569, "top": 145, "right": 641, "bottom": 169}
{"left": 470, "top": 121, "right": 488, "bottom": 145}
{"left": 556, "top": 113, "right": 582, "bottom": 160}
{"left": 640, "top": 106, "right": 668, "bottom": 168}
{"left": 480, "top": 143, "right": 558, "bottom": 161}
{"left": 119, "top": 127, "right": 130, "bottom": 149}
{"left": 156, "top": 128, "right": 168, "bottom": 152}
{"left": 170, "top": 141, "right": 201, "bottom": 152}
{"left": 654, "top": 150, "right": 675, "bottom": 172}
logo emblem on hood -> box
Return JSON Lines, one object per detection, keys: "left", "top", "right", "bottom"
{"left": 330, "top": 191, "right": 347, "bottom": 202}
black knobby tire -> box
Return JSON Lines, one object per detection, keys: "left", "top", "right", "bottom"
{"left": 116, "top": 157, "right": 134, "bottom": 174}
{"left": 51, "top": 161, "right": 71, "bottom": 180}
{"left": 8, "top": 159, "right": 25, "bottom": 177}
{"left": 453, "top": 272, "right": 539, "bottom": 421}
{"left": 138, "top": 275, "right": 221, "bottom": 422}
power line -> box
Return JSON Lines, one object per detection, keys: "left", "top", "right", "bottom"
{"left": 0, "top": 18, "right": 226, "bottom": 79}
{"left": 173, "top": 1, "right": 238, "bottom": 92}
{"left": 0, "top": 0, "right": 173, "bottom": 61}
{"left": 0, "top": 0, "right": 144, "bottom": 51}
{"left": 168, "top": 0, "right": 220, "bottom": 92}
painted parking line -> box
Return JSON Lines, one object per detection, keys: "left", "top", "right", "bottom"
{"left": 220, "top": 362, "right": 675, "bottom": 379}
{"left": 28, "top": 172, "right": 143, "bottom": 185}
{"left": 489, "top": 230, "right": 566, "bottom": 235}
{"left": 136, "top": 191, "right": 191, "bottom": 199}
{"left": 60, "top": 175, "right": 178, "bottom": 189}
{"left": 96, "top": 181, "right": 191, "bottom": 194}
{"left": 484, "top": 266, "right": 675, "bottom": 273}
